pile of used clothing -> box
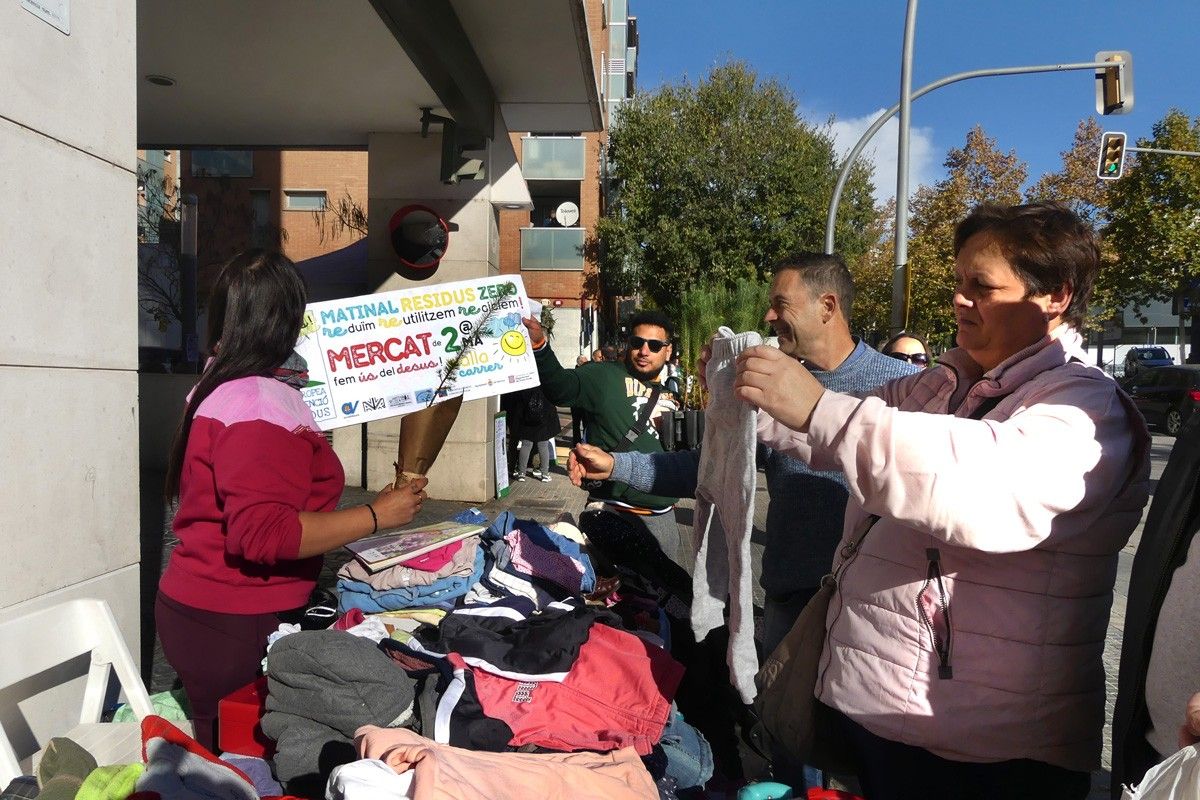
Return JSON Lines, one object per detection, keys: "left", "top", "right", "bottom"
{"left": 9, "top": 715, "right": 300, "bottom": 800}
{"left": 253, "top": 508, "right": 719, "bottom": 799}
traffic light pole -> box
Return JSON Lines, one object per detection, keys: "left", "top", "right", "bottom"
{"left": 824, "top": 58, "right": 1121, "bottom": 331}
{"left": 1127, "top": 146, "right": 1200, "bottom": 158}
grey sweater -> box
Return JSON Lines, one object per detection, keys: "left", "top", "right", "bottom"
{"left": 611, "top": 339, "right": 917, "bottom": 595}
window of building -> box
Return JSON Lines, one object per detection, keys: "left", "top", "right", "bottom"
{"left": 190, "top": 150, "right": 254, "bottom": 177}
{"left": 284, "top": 190, "right": 327, "bottom": 211}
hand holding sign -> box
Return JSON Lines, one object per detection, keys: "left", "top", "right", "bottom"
{"left": 522, "top": 316, "right": 547, "bottom": 349}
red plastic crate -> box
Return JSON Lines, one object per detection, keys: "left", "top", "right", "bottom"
{"left": 218, "top": 676, "right": 275, "bottom": 758}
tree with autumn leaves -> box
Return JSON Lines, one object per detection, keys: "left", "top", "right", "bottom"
{"left": 850, "top": 112, "right": 1200, "bottom": 350}
{"left": 600, "top": 69, "right": 1200, "bottom": 352}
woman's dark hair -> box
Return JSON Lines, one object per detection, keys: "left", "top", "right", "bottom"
{"left": 164, "top": 250, "right": 308, "bottom": 499}
{"left": 881, "top": 330, "right": 932, "bottom": 357}
{"left": 953, "top": 202, "right": 1099, "bottom": 329}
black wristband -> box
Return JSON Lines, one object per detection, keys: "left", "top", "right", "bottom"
{"left": 365, "top": 503, "right": 379, "bottom": 534}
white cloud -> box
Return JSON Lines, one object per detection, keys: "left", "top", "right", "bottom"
{"left": 823, "top": 109, "right": 939, "bottom": 206}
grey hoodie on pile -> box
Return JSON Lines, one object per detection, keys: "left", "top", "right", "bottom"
{"left": 262, "top": 630, "right": 415, "bottom": 793}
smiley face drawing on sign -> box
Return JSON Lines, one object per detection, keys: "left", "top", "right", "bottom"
{"left": 299, "top": 311, "right": 318, "bottom": 338}
{"left": 499, "top": 330, "right": 527, "bottom": 357}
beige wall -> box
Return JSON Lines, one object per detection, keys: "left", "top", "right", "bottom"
{"left": 330, "top": 132, "right": 505, "bottom": 502}
{"left": 0, "top": 0, "right": 140, "bottom": 757}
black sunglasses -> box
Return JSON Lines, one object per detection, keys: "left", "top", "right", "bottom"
{"left": 888, "top": 351, "right": 929, "bottom": 365}
{"left": 628, "top": 336, "right": 671, "bottom": 353}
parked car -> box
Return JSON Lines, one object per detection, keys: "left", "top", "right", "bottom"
{"left": 1123, "top": 346, "right": 1175, "bottom": 381}
{"left": 1125, "top": 365, "right": 1200, "bottom": 436}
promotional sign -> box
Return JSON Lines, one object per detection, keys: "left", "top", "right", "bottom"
{"left": 296, "top": 276, "right": 539, "bottom": 430}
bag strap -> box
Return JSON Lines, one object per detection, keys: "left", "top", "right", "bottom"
{"left": 831, "top": 514, "right": 879, "bottom": 583}
{"left": 582, "top": 384, "right": 665, "bottom": 494}
{"left": 613, "top": 384, "right": 663, "bottom": 453}
{"left": 832, "top": 388, "right": 1015, "bottom": 579}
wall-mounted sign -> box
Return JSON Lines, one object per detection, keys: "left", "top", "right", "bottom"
{"left": 22, "top": 0, "right": 69, "bottom": 33}
{"left": 554, "top": 201, "right": 580, "bottom": 228}
{"left": 295, "top": 275, "right": 540, "bottom": 430}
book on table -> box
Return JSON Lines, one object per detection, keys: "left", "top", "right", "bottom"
{"left": 345, "top": 519, "right": 485, "bottom": 573}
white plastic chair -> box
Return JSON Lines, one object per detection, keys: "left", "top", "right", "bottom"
{"left": 0, "top": 598, "right": 153, "bottom": 786}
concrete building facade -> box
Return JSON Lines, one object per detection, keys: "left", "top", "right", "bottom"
{"left": 1, "top": 0, "right": 142, "bottom": 756}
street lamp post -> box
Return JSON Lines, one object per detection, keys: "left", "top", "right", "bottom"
{"left": 893, "top": 0, "right": 919, "bottom": 334}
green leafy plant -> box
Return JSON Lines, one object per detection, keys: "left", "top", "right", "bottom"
{"left": 539, "top": 304, "right": 557, "bottom": 340}
{"left": 677, "top": 277, "right": 771, "bottom": 407}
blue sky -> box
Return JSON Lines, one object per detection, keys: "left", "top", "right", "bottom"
{"left": 632, "top": 0, "right": 1200, "bottom": 204}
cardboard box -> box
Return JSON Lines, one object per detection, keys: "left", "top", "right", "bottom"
{"left": 218, "top": 676, "right": 275, "bottom": 758}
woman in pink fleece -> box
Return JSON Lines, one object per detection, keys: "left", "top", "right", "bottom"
{"left": 157, "top": 251, "right": 428, "bottom": 752}
{"left": 735, "top": 203, "right": 1150, "bottom": 799}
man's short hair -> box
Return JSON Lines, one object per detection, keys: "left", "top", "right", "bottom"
{"left": 627, "top": 309, "right": 675, "bottom": 340}
{"left": 600, "top": 344, "right": 620, "bottom": 362}
{"left": 772, "top": 252, "right": 855, "bottom": 318}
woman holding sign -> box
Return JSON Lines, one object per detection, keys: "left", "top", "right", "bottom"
{"left": 156, "top": 250, "right": 427, "bottom": 752}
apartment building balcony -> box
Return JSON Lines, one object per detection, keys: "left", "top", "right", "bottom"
{"left": 521, "top": 227, "right": 585, "bottom": 270}
{"left": 521, "top": 136, "right": 587, "bottom": 182}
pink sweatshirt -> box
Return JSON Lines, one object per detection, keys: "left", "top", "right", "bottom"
{"left": 160, "top": 376, "right": 344, "bottom": 614}
{"left": 758, "top": 327, "right": 1150, "bottom": 771}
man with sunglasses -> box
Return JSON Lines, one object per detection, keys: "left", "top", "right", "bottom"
{"left": 523, "top": 309, "right": 684, "bottom": 562}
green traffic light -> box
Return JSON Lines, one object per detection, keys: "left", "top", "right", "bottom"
{"left": 1107, "top": 163, "right": 1118, "bottom": 173}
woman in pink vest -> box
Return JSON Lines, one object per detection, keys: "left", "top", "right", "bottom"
{"left": 157, "top": 251, "right": 428, "bottom": 752}
{"left": 737, "top": 203, "right": 1150, "bottom": 799}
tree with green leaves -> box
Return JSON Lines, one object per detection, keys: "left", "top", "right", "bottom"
{"left": 1025, "top": 118, "right": 1124, "bottom": 330}
{"left": 1103, "top": 109, "right": 1200, "bottom": 329}
{"left": 676, "top": 277, "right": 770, "bottom": 405}
{"left": 904, "top": 126, "right": 1027, "bottom": 344}
{"left": 595, "top": 61, "right": 877, "bottom": 314}
{"left": 846, "top": 198, "right": 895, "bottom": 344}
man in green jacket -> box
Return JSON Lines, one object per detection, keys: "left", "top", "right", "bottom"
{"left": 523, "top": 309, "right": 682, "bottom": 561}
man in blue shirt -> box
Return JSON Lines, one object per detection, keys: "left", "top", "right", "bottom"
{"left": 571, "top": 251, "right": 917, "bottom": 652}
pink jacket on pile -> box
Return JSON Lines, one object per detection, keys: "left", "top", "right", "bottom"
{"left": 354, "top": 726, "right": 657, "bottom": 800}
{"left": 758, "top": 327, "right": 1150, "bottom": 772}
